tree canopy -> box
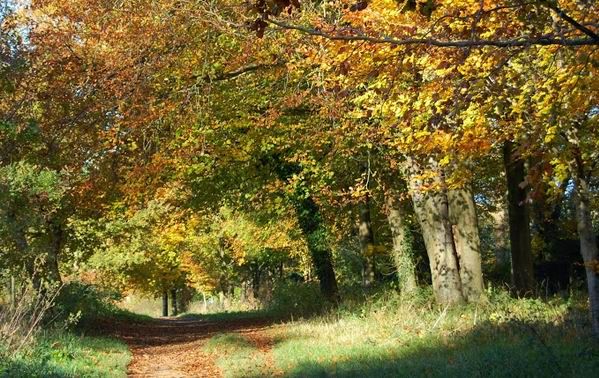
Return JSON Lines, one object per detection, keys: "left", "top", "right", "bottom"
{"left": 1, "top": 0, "right": 599, "bottom": 335}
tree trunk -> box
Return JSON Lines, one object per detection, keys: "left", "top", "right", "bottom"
{"left": 47, "top": 222, "right": 63, "bottom": 284}
{"left": 177, "top": 288, "right": 186, "bottom": 314}
{"left": 162, "top": 291, "right": 168, "bottom": 317}
{"left": 295, "top": 196, "right": 340, "bottom": 303}
{"left": 268, "top": 155, "right": 339, "bottom": 302}
{"left": 406, "top": 157, "right": 465, "bottom": 305}
{"left": 490, "top": 207, "right": 510, "bottom": 269}
{"left": 358, "top": 195, "right": 376, "bottom": 288}
{"left": 10, "top": 276, "right": 16, "bottom": 307}
{"left": 503, "top": 141, "right": 535, "bottom": 296}
{"left": 170, "top": 288, "right": 178, "bottom": 316}
{"left": 6, "top": 211, "right": 43, "bottom": 291}
{"left": 219, "top": 291, "right": 225, "bottom": 310}
{"left": 448, "top": 187, "right": 485, "bottom": 302}
{"left": 385, "top": 194, "right": 418, "bottom": 294}
{"left": 252, "top": 265, "right": 261, "bottom": 301}
{"left": 574, "top": 175, "right": 599, "bottom": 335}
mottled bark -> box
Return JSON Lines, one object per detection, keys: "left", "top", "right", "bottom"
{"left": 503, "top": 141, "right": 535, "bottom": 296}
{"left": 448, "top": 188, "right": 485, "bottom": 302}
{"left": 358, "top": 195, "right": 376, "bottom": 288}
{"left": 407, "top": 158, "right": 465, "bottom": 305}
{"left": 10, "top": 276, "right": 16, "bottom": 306}
{"left": 574, "top": 175, "right": 599, "bottom": 335}
{"left": 385, "top": 194, "right": 418, "bottom": 294}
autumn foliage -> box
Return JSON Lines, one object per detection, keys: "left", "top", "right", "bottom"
{"left": 1, "top": 0, "right": 599, "bottom": 335}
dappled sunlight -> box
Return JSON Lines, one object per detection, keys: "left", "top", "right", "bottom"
{"left": 1, "top": 0, "right": 598, "bottom": 376}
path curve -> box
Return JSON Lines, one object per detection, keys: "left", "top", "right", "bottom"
{"left": 106, "top": 317, "right": 274, "bottom": 377}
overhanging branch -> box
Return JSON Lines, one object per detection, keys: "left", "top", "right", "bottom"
{"left": 192, "top": 62, "right": 285, "bottom": 84}
{"left": 540, "top": 0, "right": 599, "bottom": 43}
{"left": 267, "top": 19, "right": 599, "bottom": 48}
{"left": 211, "top": 62, "right": 285, "bottom": 81}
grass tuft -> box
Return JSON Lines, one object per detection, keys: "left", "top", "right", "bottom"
{"left": 203, "top": 333, "right": 270, "bottom": 378}
{"left": 0, "top": 331, "right": 130, "bottom": 377}
{"left": 204, "top": 287, "right": 599, "bottom": 377}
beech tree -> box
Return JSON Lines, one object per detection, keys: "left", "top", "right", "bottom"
{"left": 3, "top": 0, "right": 598, "bottom": 336}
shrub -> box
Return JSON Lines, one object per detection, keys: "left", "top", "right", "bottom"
{"left": 52, "top": 282, "right": 123, "bottom": 329}
{"left": 268, "top": 281, "right": 327, "bottom": 318}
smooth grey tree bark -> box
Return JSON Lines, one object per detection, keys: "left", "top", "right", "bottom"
{"left": 406, "top": 157, "right": 465, "bottom": 305}
{"left": 574, "top": 174, "right": 599, "bottom": 335}
{"left": 448, "top": 187, "right": 485, "bottom": 302}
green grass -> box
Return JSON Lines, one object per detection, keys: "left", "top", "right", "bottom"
{"left": 203, "top": 333, "right": 270, "bottom": 377}
{"left": 179, "top": 309, "right": 271, "bottom": 322}
{"left": 0, "top": 331, "right": 130, "bottom": 378}
{"left": 0, "top": 282, "right": 137, "bottom": 378}
{"left": 202, "top": 288, "right": 599, "bottom": 377}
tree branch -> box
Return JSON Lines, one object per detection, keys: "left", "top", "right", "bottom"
{"left": 540, "top": 1, "right": 599, "bottom": 43}
{"left": 194, "top": 62, "right": 285, "bottom": 83}
{"left": 267, "top": 19, "right": 598, "bottom": 48}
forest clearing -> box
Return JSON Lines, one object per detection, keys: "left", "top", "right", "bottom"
{"left": 1, "top": 1, "right": 599, "bottom": 377}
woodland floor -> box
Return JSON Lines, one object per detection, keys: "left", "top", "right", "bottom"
{"left": 97, "top": 292, "right": 599, "bottom": 378}
{"left": 109, "top": 316, "right": 277, "bottom": 377}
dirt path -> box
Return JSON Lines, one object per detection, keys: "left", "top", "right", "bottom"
{"left": 107, "top": 317, "right": 275, "bottom": 377}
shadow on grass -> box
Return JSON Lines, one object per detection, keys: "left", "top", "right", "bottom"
{"left": 177, "top": 309, "right": 272, "bottom": 322}
{"left": 270, "top": 317, "right": 599, "bottom": 378}
{"left": 98, "top": 310, "right": 279, "bottom": 348}
{"left": 0, "top": 332, "right": 130, "bottom": 378}
{"left": 0, "top": 359, "right": 72, "bottom": 378}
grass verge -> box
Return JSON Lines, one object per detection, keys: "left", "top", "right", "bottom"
{"left": 0, "top": 331, "right": 130, "bottom": 377}
{"left": 178, "top": 310, "right": 271, "bottom": 322}
{"left": 203, "top": 288, "right": 599, "bottom": 377}
{"left": 203, "top": 333, "right": 270, "bottom": 377}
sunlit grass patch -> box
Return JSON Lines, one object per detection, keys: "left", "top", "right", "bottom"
{"left": 203, "top": 332, "right": 271, "bottom": 378}
{"left": 178, "top": 309, "right": 270, "bottom": 322}
{"left": 204, "top": 333, "right": 255, "bottom": 354}
{"left": 0, "top": 331, "right": 130, "bottom": 377}
{"left": 262, "top": 289, "right": 599, "bottom": 377}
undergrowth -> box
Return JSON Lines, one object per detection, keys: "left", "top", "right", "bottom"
{"left": 204, "top": 286, "right": 599, "bottom": 377}
{"left": 203, "top": 333, "right": 271, "bottom": 377}
{"left": 0, "top": 331, "right": 130, "bottom": 378}
{"left": 0, "top": 282, "right": 133, "bottom": 377}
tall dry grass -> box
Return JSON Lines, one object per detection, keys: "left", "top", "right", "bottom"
{"left": 0, "top": 283, "right": 61, "bottom": 358}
